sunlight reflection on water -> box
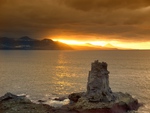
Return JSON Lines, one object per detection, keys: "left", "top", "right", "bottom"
{"left": 0, "top": 50, "right": 150, "bottom": 113}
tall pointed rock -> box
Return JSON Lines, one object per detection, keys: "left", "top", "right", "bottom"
{"left": 86, "top": 60, "right": 114, "bottom": 102}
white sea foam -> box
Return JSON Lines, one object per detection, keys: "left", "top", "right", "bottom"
{"left": 44, "top": 99, "right": 70, "bottom": 107}
{"left": 17, "top": 93, "right": 30, "bottom": 98}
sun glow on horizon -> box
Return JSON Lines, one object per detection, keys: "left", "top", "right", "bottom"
{"left": 111, "top": 41, "right": 150, "bottom": 50}
{"left": 90, "top": 41, "right": 107, "bottom": 46}
{"left": 51, "top": 38, "right": 150, "bottom": 50}
{"left": 52, "top": 39, "right": 108, "bottom": 46}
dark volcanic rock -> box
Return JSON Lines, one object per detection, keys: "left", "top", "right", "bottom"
{"left": 68, "top": 92, "right": 84, "bottom": 102}
{"left": 86, "top": 60, "right": 115, "bottom": 102}
{"left": 0, "top": 92, "right": 31, "bottom": 103}
{"left": 0, "top": 93, "right": 54, "bottom": 113}
{"left": 68, "top": 60, "right": 140, "bottom": 113}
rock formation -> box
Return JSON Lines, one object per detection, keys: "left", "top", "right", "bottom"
{"left": 69, "top": 60, "right": 140, "bottom": 113}
{"left": 86, "top": 60, "right": 115, "bottom": 102}
{"left": 0, "top": 93, "right": 54, "bottom": 113}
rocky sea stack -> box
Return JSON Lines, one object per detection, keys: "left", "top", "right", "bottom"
{"left": 68, "top": 60, "right": 140, "bottom": 113}
{"left": 0, "top": 60, "right": 140, "bottom": 113}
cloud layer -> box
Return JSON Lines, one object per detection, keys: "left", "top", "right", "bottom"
{"left": 0, "top": 0, "right": 150, "bottom": 42}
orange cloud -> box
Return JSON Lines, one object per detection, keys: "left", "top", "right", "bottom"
{"left": 0, "top": 0, "right": 150, "bottom": 45}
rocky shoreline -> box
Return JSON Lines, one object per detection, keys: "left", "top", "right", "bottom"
{"left": 68, "top": 92, "right": 140, "bottom": 113}
{"left": 0, "top": 92, "right": 139, "bottom": 113}
{"left": 0, "top": 60, "right": 140, "bottom": 113}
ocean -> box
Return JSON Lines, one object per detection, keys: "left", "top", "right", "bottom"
{"left": 0, "top": 50, "right": 150, "bottom": 112}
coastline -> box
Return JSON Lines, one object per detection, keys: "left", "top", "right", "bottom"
{"left": 0, "top": 92, "right": 140, "bottom": 113}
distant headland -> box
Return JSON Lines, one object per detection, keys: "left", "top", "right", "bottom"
{"left": 0, "top": 36, "right": 137, "bottom": 50}
{"left": 0, "top": 36, "right": 73, "bottom": 50}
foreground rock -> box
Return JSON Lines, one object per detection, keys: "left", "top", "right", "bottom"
{"left": 0, "top": 93, "right": 54, "bottom": 113}
{"left": 0, "top": 92, "right": 78, "bottom": 113}
{"left": 68, "top": 60, "right": 140, "bottom": 113}
{"left": 69, "top": 92, "right": 139, "bottom": 113}
{"left": 0, "top": 92, "right": 139, "bottom": 113}
{"left": 86, "top": 61, "right": 114, "bottom": 102}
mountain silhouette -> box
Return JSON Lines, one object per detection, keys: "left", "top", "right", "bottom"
{"left": 0, "top": 36, "right": 73, "bottom": 50}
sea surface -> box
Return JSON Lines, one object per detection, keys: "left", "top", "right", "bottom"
{"left": 0, "top": 50, "right": 150, "bottom": 112}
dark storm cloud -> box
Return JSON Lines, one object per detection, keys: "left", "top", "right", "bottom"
{"left": 0, "top": 0, "right": 150, "bottom": 42}
{"left": 60, "top": 0, "right": 150, "bottom": 11}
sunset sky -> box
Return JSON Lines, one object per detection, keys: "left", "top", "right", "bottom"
{"left": 0, "top": 0, "right": 150, "bottom": 49}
